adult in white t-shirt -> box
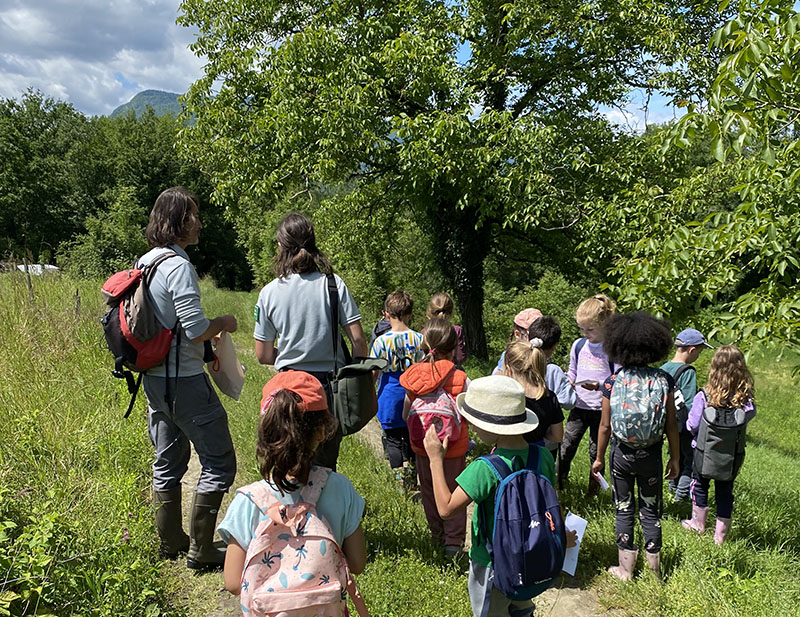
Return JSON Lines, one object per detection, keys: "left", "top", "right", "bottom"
{"left": 253, "top": 212, "right": 367, "bottom": 468}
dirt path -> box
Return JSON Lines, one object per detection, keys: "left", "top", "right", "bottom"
{"left": 357, "top": 418, "right": 606, "bottom": 617}
{"left": 158, "top": 448, "right": 240, "bottom": 617}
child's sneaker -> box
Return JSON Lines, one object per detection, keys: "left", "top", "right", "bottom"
{"left": 393, "top": 468, "right": 405, "bottom": 494}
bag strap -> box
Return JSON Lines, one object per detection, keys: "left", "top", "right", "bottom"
{"left": 575, "top": 336, "right": 613, "bottom": 374}
{"left": 112, "top": 353, "right": 143, "bottom": 419}
{"left": 326, "top": 274, "right": 352, "bottom": 378}
{"left": 476, "top": 453, "right": 512, "bottom": 558}
{"left": 327, "top": 274, "right": 340, "bottom": 375}
{"left": 571, "top": 337, "right": 585, "bottom": 374}
{"left": 298, "top": 466, "right": 330, "bottom": 505}
{"left": 525, "top": 443, "right": 541, "bottom": 474}
{"left": 237, "top": 481, "right": 279, "bottom": 514}
{"left": 672, "top": 363, "right": 695, "bottom": 382}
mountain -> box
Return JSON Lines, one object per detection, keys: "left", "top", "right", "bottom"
{"left": 110, "top": 90, "right": 182, "bottom": 118}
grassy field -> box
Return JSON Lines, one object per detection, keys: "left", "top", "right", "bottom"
{"left": 1, "top": 272, "right": 799, "bottom": 616}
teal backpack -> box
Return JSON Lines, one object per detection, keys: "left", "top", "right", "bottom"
{"left": 609, "top": 367, "right": 672, "bottom": 448}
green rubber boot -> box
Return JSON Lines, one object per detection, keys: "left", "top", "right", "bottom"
{"left": 186, "top": 491, "right": 226, "bottom": 571}
{"left": 153, "top": 487, "right": 190, "bottom": 559}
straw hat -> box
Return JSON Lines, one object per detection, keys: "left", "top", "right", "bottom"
{"left": 456, "top": 375, "right": 539, "bottom": 435}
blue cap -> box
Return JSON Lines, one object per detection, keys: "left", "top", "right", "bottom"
{"left": 675, "top": 328, "right": 712, "bottom": 348}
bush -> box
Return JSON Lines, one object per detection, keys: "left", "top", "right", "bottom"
{"left": 60, "top": 186, "right": 148, "bottom": 278}
{"left": 483, "top": 270, "right": 590, "bottom": 367}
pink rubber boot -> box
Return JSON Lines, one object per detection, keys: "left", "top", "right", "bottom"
{"left": 608, "top": 548, "right": 638, "bottom": 581}
{"left": 645, "top": 551, "right": 661, "bottom": 580}
{"left": 681, "top": 505, "right": 708, "bottom": 534}
{"left": 714, "top": 517, "right": 731, "bottom": 545}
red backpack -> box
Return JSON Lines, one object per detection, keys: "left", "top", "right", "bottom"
{"left": 101, "top": 252, "right": 179, "bottom": 417}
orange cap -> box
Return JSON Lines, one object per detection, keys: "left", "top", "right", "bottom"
{"left": 261, "top": 371, "right": 328, "bottom": 416}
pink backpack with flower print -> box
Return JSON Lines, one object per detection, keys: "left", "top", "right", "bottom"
{"left": 237, "top": 467, "right": 369, "bottom": 617}
{"left": 406, "top": 367, "right": 461, "bottom": 451}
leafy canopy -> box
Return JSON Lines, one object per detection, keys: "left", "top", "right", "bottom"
{"left": 612, "top": 0, "right": 800, "bottom": 351}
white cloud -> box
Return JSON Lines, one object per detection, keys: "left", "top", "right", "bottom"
{"left": 0, "top": 0, "right": 203, "bottom": 116}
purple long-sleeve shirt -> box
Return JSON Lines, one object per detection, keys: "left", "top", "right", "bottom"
{"left": 567, "top": 338, "right": 614, "bottom": 411}
{"left": 686, "top": 390, "right": 756, "bottom": 447}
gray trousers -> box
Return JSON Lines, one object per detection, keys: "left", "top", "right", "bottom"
{"left": 144, "top": 373, "right": 236, "bottom": 493}
{"left": 467, "top": 561, "right": 534, "bottom": 617}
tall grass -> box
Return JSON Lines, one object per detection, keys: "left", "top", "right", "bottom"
{"left": 0, "top": 273, "right": 166, "bottom": 615}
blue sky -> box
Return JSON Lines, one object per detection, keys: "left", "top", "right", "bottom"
{"left": 0, "top": 0, "right": 678, "bottom": 127}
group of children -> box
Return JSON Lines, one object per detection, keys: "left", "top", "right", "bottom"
{"left": 215, "top": 291, "right": 756, "bottom": 617}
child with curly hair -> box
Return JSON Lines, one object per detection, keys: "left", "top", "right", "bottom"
{"left": 592, "top": 311, "right": 679, "bottom": 580}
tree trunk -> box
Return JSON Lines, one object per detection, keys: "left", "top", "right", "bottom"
{"left": 429, "top": 196, "right": 491, "bottom": 359}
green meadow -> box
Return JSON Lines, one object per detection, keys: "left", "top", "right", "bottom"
{"left": 1, "top": 273, "right": 799, "bottom": 616}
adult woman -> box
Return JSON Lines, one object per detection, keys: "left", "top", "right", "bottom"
{"left": 253, "top": 213, "right": 367, "bottom": 469}
{"left": 140, "top": 187, "right": 238, "bottom": 571}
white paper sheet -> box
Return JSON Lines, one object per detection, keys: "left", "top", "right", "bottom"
{"left": 562, "top": 511, "right": 588, "bottom": 576}
{"left": 594, "top": 471, "right": 610, "bottom": 491}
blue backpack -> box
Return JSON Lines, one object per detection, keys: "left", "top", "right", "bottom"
{"left": 478, "top": 445, "right": 566, "bottom": 609}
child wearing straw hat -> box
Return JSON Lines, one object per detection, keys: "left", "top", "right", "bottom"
{"left": 423, "top": 375, "right": 572, "bottom": 617}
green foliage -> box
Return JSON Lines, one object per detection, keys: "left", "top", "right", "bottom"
{"left": 0, "top": 90, "right": 252, "bottom": 290}
{"left": 0, "top": 274, "right": 173, "bottom": 615}
{"left": 0, "top": 91, "right": 91, "bottom": 261}
{"left": 178, "top": 0, "right": 726, "bottom": 356}
{"left": 609, "top": 0, "right": 800, "bottom": 353}
{"left": 482, "top": 270, "right": 590, "bottom": 365}
{"left": 62, "top": 186, "right": 149, "bottom": 277}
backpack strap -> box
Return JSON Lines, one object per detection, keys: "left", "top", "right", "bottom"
{"left": 141, "top": 250, "right": 182, "bottom": 413}
{"left": 298, "top": 466, "right": 330, "bottom": 506}
{"left": 574, "top": 336, "right": 613, "bottom": 374}
{"left": 475, "top": 453, "right": 512, "bottom": 561}
{"left": 672, "top": 363, "right": 695, "bottom": 382}
{"left": 237, "top": 481, "right": 280, "bottom": 515}
{"left": 524, "top": 444, "right": 542, "bottom": 474}
{"left": 572, "top": 337, "right": 586, "bottom": 371}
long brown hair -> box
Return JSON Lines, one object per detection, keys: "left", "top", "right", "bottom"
{"left": 145, "top": 186, "right": 198, "bottom": 248}
{"left": 503, "top": 340, "right": 547, "bottom": 400}
{"left": 256, "top": 389, "right": 337, "bottom": 493}
{"left": 704, "top": 345, "right": 755, "bottom": 408}
{"left": 273, "top": 212, "right": 332, "bottom": 278}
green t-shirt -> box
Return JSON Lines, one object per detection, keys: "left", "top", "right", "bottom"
{"left": 660, "top": 361, "right": 697, "bottom": 412}
{"left": 456, "top": 445, "right": 556, "bottom": 566}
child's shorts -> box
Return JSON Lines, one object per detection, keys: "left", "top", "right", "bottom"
{"left": 467, "top": 561, "right": 534, "bottom": 617}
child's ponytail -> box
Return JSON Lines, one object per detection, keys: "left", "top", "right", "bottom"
{"left": 704, "top": 345, "right": 755, "bottom": 408}
{"left": 426, "top": 292, "right": 454, "bottom": 321}
{"left": 575, "top": 293, "right": 617, "bottom": 327}
{"left": 257, "top": 389, "right": 337, "bottom": 493}
{"left": 503, "top": 340, "right": 547, "bottom": 400}
{"left": 421, "top": 317, "right": 457, "bottom": 364}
